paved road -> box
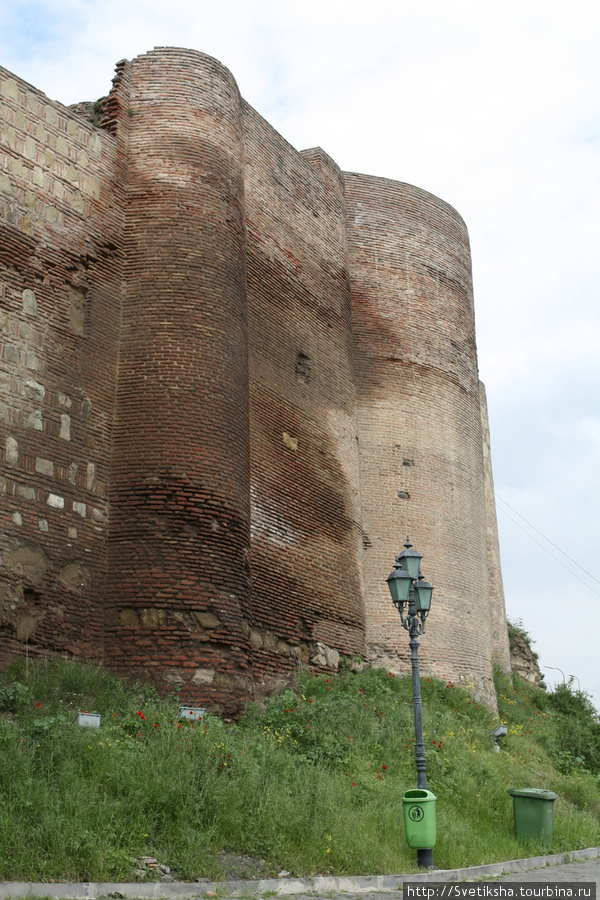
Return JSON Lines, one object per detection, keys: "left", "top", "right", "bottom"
{"left": 493, "top": 857, "right": 599, "bottom": 884}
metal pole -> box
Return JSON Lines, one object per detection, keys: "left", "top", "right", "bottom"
{"left": 408, "top": 585, "right": 434, "bottom": 869}
{"left": 409, "top": 589, "right": 427, "bottom": 790}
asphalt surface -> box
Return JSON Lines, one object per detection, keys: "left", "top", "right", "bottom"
{"left": 0, "top": 847, "right": 598, "bottom": 899}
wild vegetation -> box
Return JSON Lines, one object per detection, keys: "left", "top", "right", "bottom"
{"left": 0, "top": 656, "right": 598, "bottom": 882}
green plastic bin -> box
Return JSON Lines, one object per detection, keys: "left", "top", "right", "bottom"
{"left": 402, "top": 789, "right": 437, "bottom": 849}
{"left": 507, "top": 788, "right": 558, "bottom": 842}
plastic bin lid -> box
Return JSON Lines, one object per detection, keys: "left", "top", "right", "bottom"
{"left": 403, "top": 789, "right": 437, "bottom": 801}
{"left": 507, "top": 788, "right": 559, "bottom": 800}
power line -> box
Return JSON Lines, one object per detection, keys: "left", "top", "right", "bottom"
{"left": 495, "top": 493, "right": 600, "bottom": 599}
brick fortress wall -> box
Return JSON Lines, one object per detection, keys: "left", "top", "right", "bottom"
{"left": 0, "top": 65, "right": 124, "bottom": 666}
{"left": 102, "top": 51, "right": 254, "bottom": 711}
{"left": 346, "top": 175, "right": 500, "bottom": 705}
{"left": 244, "top": 113, "right": 365, "bottom": 686}
{"left": 0, "top": 48, "right": 510, "bottom": 712}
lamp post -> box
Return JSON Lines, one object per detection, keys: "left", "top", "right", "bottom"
{"left": 544, "top": 664, "right": 566, "bottom": 684}
{"left": 386, "top": 537, "right": 434, "bottom": 869}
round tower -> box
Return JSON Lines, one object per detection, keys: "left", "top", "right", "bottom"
{"left": 104, "top": 48, "right": 251, "bottom": 714}
{"left": 345, "top": 173, "right": 496, "bottom": 706}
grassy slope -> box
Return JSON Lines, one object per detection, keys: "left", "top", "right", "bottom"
{"left": 0, "top": 659, "right": 598, "bottom": 881}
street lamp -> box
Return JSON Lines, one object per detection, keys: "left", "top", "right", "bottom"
{"left": 544, "top": 665, "right": 566, "bottom": 684}
{"left": 386, "top": 537, "right": 435, "bottom": 869}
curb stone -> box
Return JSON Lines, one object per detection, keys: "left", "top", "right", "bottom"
{"left": 0, "top": 848, "right": 598, "bottom": 899}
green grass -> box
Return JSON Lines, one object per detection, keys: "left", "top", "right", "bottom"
{"left": 0, "top": 658, "right": 598, "bottom": 882}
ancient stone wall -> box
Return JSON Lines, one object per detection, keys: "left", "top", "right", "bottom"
{"left": 101, "top": 50, "right": 253, "bottom": 713}
{"left": 0, "top": 64, "right": 124, "bottom": 667}
{"left": 0, "top": 48, "right": 510, "bottom": 712}
{"left": 345, "top": 174, "right": 497, "bottom": 706}
{"left": 244, "top": 112, "right": 365, "bottom": 688}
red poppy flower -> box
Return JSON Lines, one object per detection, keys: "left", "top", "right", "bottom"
{"left": 37, "top": 702, "right": 42, "bottom": 708}
{"left": 382, "top": 765, "right": 387, "bottom": 770}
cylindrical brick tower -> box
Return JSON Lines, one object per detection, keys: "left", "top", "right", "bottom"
{"left": 104, "top": 49, "right": 252, "bottom": 714}
{"left": 345, "top": 173, "right": 496, "bottom": 706}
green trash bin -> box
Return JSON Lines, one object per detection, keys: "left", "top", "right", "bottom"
{"left": 403, "top": 789, "right": 436, "bottom": 849}
{"left": 507, "top": 788, "right": 558, "bottom": 842}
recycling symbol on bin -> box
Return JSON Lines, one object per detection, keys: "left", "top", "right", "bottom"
{"left": 408, "top": 805, "right": 424, "bottom": 822}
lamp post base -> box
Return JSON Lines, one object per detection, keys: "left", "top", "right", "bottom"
{"left": 417, "top": 848, "right": 435, "bottom": 869}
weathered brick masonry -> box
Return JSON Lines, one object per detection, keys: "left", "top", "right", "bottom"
{"left": 0, "top": 63, "right": 124, "bottom": 668}
{"left": 1, "top": 47, "right": 509, "bottom": 713}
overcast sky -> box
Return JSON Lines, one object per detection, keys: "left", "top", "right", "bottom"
{"left": 2, "top": 0, "right": 599, "bottom": 708}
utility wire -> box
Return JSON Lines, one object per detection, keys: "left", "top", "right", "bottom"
{"left": 495, "top": 493, "right": 600, "bottom": 599}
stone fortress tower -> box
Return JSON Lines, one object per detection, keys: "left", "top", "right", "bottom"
{"left": 0, "top": 47, "right": 510, "bottom": 714}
